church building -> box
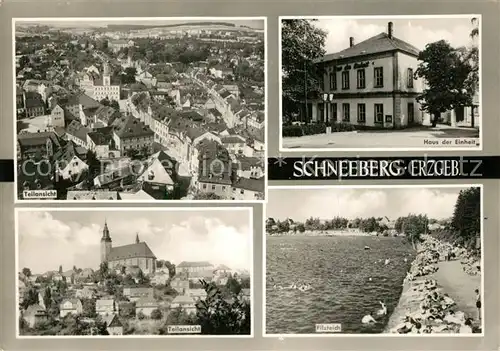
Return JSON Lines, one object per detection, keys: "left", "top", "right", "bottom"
{"left": 100, "top": 220, "right": 157, "bottom": 274}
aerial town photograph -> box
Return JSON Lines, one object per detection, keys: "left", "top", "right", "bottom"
{"left": 15, "top": 18, "right": 266, "bottom": 201}
{"left": 17, "top": 208, "right": 252, "bottom": 336}
{"left": 280, "top": 16, "right": 480, "bottom": 150}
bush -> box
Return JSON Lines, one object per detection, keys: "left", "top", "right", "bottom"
{"left": 282, "top": 121, "right": 356, "bottom": 137}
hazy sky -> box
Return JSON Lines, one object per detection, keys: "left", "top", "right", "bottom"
{"left": 16, "top": 19, "right": 264, "bottom": 30}
{"left": 313, "top": 16, "right": 478, "bottom": 54}
{"left": 267, "top": 187, "right": 473, "bottom": 222}
{"left": 18, "top": 209, "right": 252, "bottom": 274}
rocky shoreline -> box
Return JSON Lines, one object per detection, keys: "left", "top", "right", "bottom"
{"left": 384, "top": 235, "right": 481, "bottom": 334}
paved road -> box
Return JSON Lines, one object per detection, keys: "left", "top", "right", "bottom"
{"left": 432, "top": 260, "right": 481, "bottom": 321}
{"left": 282, "top": 126, "right": 480, "bottom": 149}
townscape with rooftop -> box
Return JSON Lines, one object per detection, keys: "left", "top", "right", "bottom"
{"left": 15, "top": 20, "right": 265, "bottom": 200}
{"left": 19, "top": 220, "right": 251, "bottom": 335}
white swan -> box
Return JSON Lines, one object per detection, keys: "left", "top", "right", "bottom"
{"left": 361, "top": 314, "right": 377, "bottom": 324}
{"left": 377, "top": 301, "right": 387, "bottom": 316}
{"left": 384, "top": 259, "right": 390, "bottom": 265}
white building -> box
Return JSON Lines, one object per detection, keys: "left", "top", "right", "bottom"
{"left": 312, "top": 22, "right": 424, "bottom": 128}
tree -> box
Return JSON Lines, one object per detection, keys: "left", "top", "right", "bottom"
{"left": 281, "top": 19, "right": 327, "bottom": 121}
{"left": 100, "top": 97, "right": 111, "bottom": 106}
{"left": 22, "top": 267, "right": 32, "bottom": 278}
{"left": 415, "top": 40, "right": 475, "bottom": 127}
{"left": 99, "top": 262, "right": 109, "bottom": 280}
{"left": 297, "top": 223, "right": 306, "bottom": 233}
{"left": 82, "top": 298, "right": 96, "bottom": 318}
{"left": 151, "top": 308, "right": 163, "bottom": 320}
{"left": 451, "top": 187, "right": 480, "bottom": 248}
{"left": 396, "top": 214, "right": 429, "bottom": 249}
{"left": 122, "top": 67, "right": 137, "bottom": 84}
{"left": 265, "top": 217, "right": 276, "bottom": 232}
{"left": 164, "top": 261, "right": 176, "bottom": 278}
{"left": 225, "top": 275, "right": 242, "bottom": 296}
{"left": 195, "top": 280, "right": 250, "bottom": 335}
{"left": 110, "top": 99, "right": 120, "bottom": 111}
{"left": 20, "top": 288, "right": 39, "bottom": 310}
{"left": 43, "top": 287, "right": 52, "bottom": 310}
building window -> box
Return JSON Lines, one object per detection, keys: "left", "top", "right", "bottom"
{"left": 375, "top": 104, "right": 384, "bottom": 123}
{"left": 329, "top": 72, "right": 337, "bottom": 90}
{"left": 331, "top": 103, "right": 337, "bottom": 122}
{"left": 357, "top": 69, "right": 365, "bottom": 89}
{"left": 408, "top": 102, "right": 414, "bottom": 123}
{"left": 240, "top": 189, "right": 244, "bottom": 195}
{"left": 357, "top": 104, "right": 366, "bottom": 123}
{"left": 342, "top": 103, "right": 350, "bottom": 122}
{"left": 374, "top": 67, "right": 384, "bottom": 87}
{"left": 341, "top": 71, "right": 350, "bottom": 90}
{"left": 202, "top": 184, "right": 207, "bottom": 189}
{"left": 211, "top": 185, "right": 216, "bottom": 191}
{"left": 407, "top": 68, "right": 414, "bottom": 88}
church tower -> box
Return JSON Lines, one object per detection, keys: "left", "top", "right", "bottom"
{"left": 100, "top": 220, "right": 112, "bottom": 263}
{"left": 135, "top": 233, "right": 140, "bottom": 244}
{"left": 103, "top": 61, "right": 111, "bottom": 87}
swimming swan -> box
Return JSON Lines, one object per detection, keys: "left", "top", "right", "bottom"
{"left": 377, "top": 301, "right": 387, "bottom": 316}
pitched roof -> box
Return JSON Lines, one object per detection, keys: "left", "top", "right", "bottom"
{"left": 66, "top": 120, "right": 90, "bottom": 142}
{"left": 108, "top": 242, "right": 156, "bottom": 261}
{"left": 18, "top": 131, "right": 61, "bottom": 148}
{"left": 102, "top": 314, "right": 122, "bottom": 327}
{"left": 172, "top": 295, "right": 196, "bottom": 304}
{"left": 197, "top": 140, "right": 232, "bottom": 185}
{"left": 112, "top": 114, "right": 154, "bottom": 139}
{"left": 66, "top": 93, "right": 101, "bottom": 110}
{"left": 136, "top": 298, "right": 159, "bottom": 307}
{"left": 118, "top": 189, "right": 155, "bottom": 200}
{"left": 87, "top": 130, "right": 112, "bottom": 145}
{"left": 96, "top": 299, "right": 114, "bottom": 308}
{"left": 66, "top": 190, "right": 119, "bottom": 200}
{"left": 177, "top": 261, "right": 213, "bottom": 268}
{"left": 232, "top": 177, "right": 265, "bottom": 193}
{"left": 60, "top": 299, "right": 81, "bottom": 309}
{"left": 215, "top": 264, "right": 231, "bottom": 270}
{"left": 221, "top": 135, "right": 245, "bottom": 144}
{"left": 140, "top": 151, "right": 177, "bottom": 185}
{"left": 235, "top": 155, "right": 262, "bottom": 170}
{"left": 317, "top": 32, "right": 420, "bottom": 63}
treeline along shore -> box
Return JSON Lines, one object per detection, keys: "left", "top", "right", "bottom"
{"left": 384, "top": 187, "right": 481, "bottom": 334}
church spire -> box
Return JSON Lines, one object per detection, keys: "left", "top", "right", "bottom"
{"left": 101, "top": 219, "right": 111, "bottom": 242}
{"left": 135, "top": 233, "right": 140, "bottom": 244}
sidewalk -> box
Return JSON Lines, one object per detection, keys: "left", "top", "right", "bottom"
{"left": 432, "top": 260, "right": 481, "bottom": 321}
{"left": 282, "top": 124, "right": 480, "bottom": 149}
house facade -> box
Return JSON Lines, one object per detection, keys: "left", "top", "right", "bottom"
{"left": 312, "top": 22, "right": 424, "bottom": 128}
{"left": 59, "top": 299, "right": 83, "bottom": 317}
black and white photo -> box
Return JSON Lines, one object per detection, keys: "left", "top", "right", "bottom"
{"left": 280, "top": 16, "right": 481, "bottom": 151}
{"left": 16, "top": 208, "right": 253, "bottom": 337}
{"left": 265, "top": 185, "right": 483, "bottom": 335}
{"left": 14, "top": 17, "right": 266, "bottom": 201}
